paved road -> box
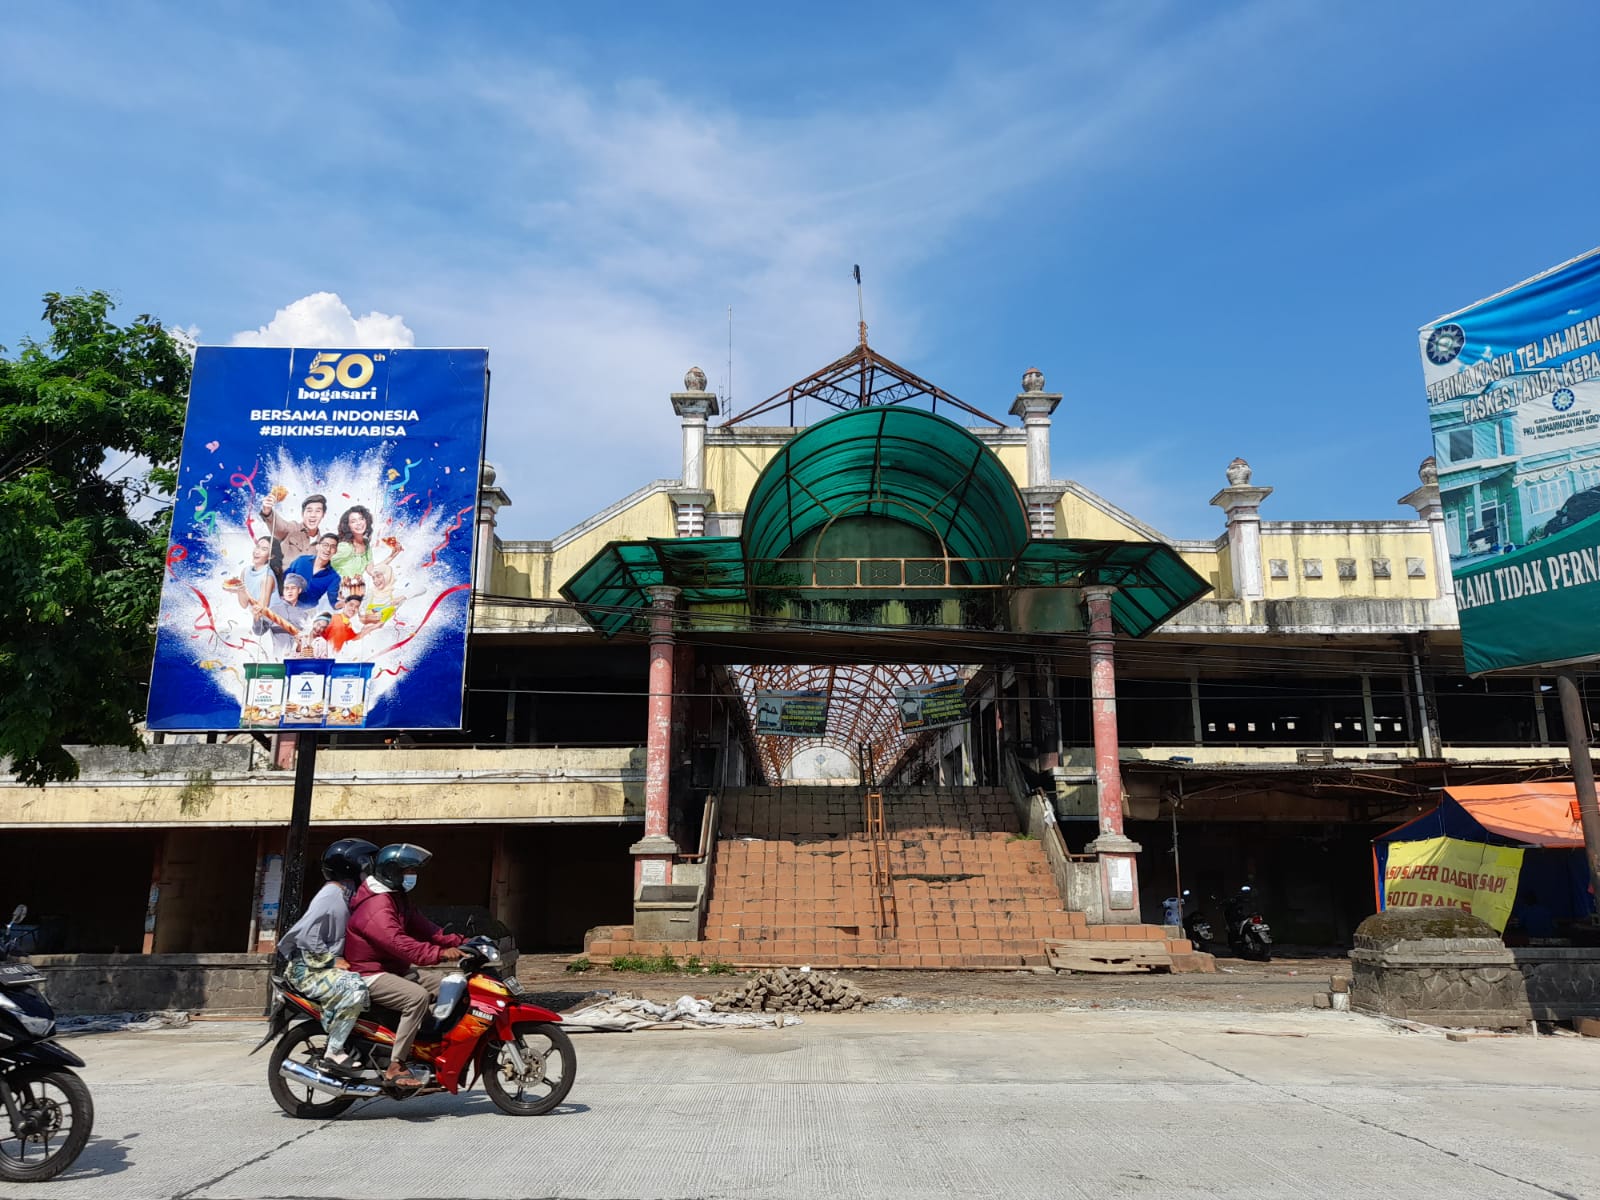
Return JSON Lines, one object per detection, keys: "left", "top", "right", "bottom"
{"left": 3, "top": 1008, "right": 1597, "bottom": 1200}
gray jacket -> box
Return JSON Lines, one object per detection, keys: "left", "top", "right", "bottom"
{"left": 277, "top": 881, "right": 352, "bottom": 959}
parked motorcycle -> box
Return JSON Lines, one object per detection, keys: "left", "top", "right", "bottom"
{"left": 255, "top": 935, "right": 574, "bottom": 1118}
{"left": 1222, "top": 886, "right": 1273, "bottom": 961}
{"left": 0, "top": 905, "right": 94, "bottom": 1182}
{"left": 1180, "top": 891, "right": 1214, "bottom": 953}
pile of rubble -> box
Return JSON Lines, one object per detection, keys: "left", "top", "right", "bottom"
{"left": 712, "top": 968, "right": 869, "bottom": 1013}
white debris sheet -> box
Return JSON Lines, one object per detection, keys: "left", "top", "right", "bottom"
{"left": 562, "top": 994, "right": 801, "bottom": 1031}
{"left": 57, "top": 1010, "right": 192, "bottom": 1033}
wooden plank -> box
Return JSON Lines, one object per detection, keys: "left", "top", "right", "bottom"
{"left": 1046, "top": 940, "right": 1172, "bottom": 974}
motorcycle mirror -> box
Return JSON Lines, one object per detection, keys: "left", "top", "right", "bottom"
{"left": 8, "top": 904, "right": 24, "bottom": 926}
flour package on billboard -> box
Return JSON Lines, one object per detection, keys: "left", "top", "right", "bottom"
{"left": 147, "top": 347, "right": 490, "bottom": 730}
{"left": 1418, "top": 248, "right": 1600, "bottom": 673}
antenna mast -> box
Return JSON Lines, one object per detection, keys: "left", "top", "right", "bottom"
{"left": 853, "top": 264, "right": 867, "bottom": 347}
{"left": 727, "top": 304, "right": 734, "bottom": 406}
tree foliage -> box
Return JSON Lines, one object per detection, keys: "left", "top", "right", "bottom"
{"left": 0, "top": 291, "right": 190, "bottom": 784}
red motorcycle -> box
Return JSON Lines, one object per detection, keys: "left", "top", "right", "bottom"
{"left": 255, "top": 936, "right": 574, "bottom": 1118}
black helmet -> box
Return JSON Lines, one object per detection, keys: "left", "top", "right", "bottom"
{"left": 371, "top": 842, "right": 433, "bottom": 891}
{"left": 321, "top": 838, "right": 377, "bottom": 885}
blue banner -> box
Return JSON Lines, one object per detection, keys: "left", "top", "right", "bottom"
{"left": 1419, "top": 248, "right": 1600, "bottom": 673}
{"left": 147, "top": 346, "right": 489, "bottom": 729}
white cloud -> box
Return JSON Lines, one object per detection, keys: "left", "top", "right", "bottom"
{"left": 228, "top": 293, "right": 416, "bottom": 349}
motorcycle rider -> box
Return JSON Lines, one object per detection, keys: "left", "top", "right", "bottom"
{"left": 275, "top": 838, "right": 378, "bottom": 1079}
{"left": 343, "top": 843, "right": 465, "bottom": 1090}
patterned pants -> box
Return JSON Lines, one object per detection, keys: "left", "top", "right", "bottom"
{"left": 285, "top": 954, "right": 370, "bottom": 1056}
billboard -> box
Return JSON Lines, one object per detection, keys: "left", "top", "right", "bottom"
{"left": 894, "top": 679, "right": 966, "bottom": 731}
{"left": 1419, "top": 248, "right": 1600, "bottom": 673}
{"left": 147, "top": 346, "right": 489, "bottom": 730}
{"left": 753, "top": 691, "right": 829, "bottom": 737}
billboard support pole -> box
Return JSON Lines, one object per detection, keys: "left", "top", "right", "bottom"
{"left": 1555, "top": 672, "right": 1600, "bottom": 913}
{"left": 279, "top": 733, "right": 320, "bottom": 936}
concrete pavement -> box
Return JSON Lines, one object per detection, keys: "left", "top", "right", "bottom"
{"left": 2, "top": 1007, "right": 1597, "bottom": 1199}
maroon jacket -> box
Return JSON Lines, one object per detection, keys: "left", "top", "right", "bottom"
{"left": 344, "top": 881, "right": 463, "bottom": 976}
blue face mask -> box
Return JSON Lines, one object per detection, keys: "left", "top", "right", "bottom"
{"left": 402, "top": 873, "right": 418, "bottom": 892}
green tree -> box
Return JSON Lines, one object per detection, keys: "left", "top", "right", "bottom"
{"left": 0, "top": 291, "right": 190, "bottom": 784}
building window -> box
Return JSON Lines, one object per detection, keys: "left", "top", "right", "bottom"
{"left": 1337, "top": 558, "right": 1357, "bottom": 580}
{"left": 1448, "top": 429, "right": 1474, "bottom": 462}
{"left": 1407, "top": 557, "right": 1427, "bottom": 577}
{"left": 1303, "top": 558, "right": 1322, "bottom": 579}
{"left": 1268, "top": 559, "right": 1288, "bottom": 579}
{"left": 1372, "top": 557, "right": 1391, "bottom": 578}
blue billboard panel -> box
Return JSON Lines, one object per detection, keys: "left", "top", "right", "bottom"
{"left": 147, "top": 346, "right": 489, "bottom": 730}
{"left": 1419, "top": 248, "right": 1600, "bottom": 673}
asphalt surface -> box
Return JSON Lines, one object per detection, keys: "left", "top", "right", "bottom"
{"left": 3, "top": 1000, "right": 1598, "bottom": 1200}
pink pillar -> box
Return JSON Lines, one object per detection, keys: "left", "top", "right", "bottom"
{"left": 632, "top": 585, "right": 681, "bottom": 892}
{"left": 1083, "top": 585, "right": 1142, "bottom": 918}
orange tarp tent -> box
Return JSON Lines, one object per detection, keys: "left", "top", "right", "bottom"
{"left": 1442, "top": 784, "right": 1586, "bottom": 849}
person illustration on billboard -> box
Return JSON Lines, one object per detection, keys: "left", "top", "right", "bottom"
{"left": 326, "top": 586, "right": 376, "bottom": 654}
{"left": 260, "top": 489, "right": 327, "bottom": 577}
{"left": 286, "top": 533, "right": 343, "bottom": 609}
{"left": 292, "top": 611, "right": 334, "bottom": 659}
{"left": 230, "top": 535, "right": 277, "bottom": 614}
{"left": 330, "top": 504, "right": 380, "bottom": 579}
{"left": 362, "top": 560, "right": 406, "bottom": 625}
{"left": 255, "top": 573, "right": 312, "bottom": 657}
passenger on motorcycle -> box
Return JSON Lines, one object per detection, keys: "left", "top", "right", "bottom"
{"left": 343, "top": 843, "right": 464, "bottom": 1090}
{"left": 275, "top": 838, "right": 378, "bottom": 1079}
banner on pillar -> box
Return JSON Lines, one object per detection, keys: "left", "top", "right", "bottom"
{"left": 753, "top": 691, "right": 829, "bottom": 737}
{"left": 1418, "top": 247, "right": 1600, "bottom": 672}
{"left": 1381, "top": 836, "right": 1523, "bottom": 932}
{"left": 146, "top": 347, "right": 490, "bottom": 731}
{"left": 894, "top": 679, "right": 966, "bottom": 731}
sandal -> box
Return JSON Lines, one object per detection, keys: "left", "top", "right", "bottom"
{"left": 384, "top": 1070, "right": 423, "bottom": 1091}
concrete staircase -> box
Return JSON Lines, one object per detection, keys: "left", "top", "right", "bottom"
{"left": 584, "top": 785, "right": 1194, "bottom": 970}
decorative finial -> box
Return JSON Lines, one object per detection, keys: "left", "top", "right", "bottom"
{"left": 684, "top": 366, "right": 707, "bottom": 392}
{"left": 1226, "top": 457, "right": 1252, "bottom": 487}
{"left": 480, "top": 461, "right": 497, "bottom": 487}
{"left": 1419, "top": 456, "right": 1438, "bottom": 486}
{"left": 1021, "top": 367, "right": 1045, "bottom": 393}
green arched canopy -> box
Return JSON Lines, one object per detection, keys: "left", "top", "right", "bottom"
{"left": 741, "top": 407, "right": 1030, "bottom": 577}
{"left": 560, "top": 402, "right": 1210, "bottom": 638}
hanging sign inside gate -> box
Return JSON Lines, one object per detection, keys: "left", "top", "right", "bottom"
{"left": 753, "top": 691, "right": 829, "bottom": 737}
{"left": 146, "top": 346, "right": 490, "bottom": 731}
{"left": 894, "top": 679, "right": 966, "bottom": 731}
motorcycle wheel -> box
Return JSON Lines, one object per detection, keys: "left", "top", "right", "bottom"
{"left": 480, "top": 1022, "right": 575, "bottom": 1116}
{"left": 1246, "top": 931, "right": 1272, "bottom": 962}
{"left": 0, "top": 1066, "right": 94, "bottom": 1182}
{"left": 268, "top": 1022, "right": 357, "bottom": 1120}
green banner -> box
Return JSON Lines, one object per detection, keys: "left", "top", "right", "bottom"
{"left": 1455, "top": 509, "right": 1600, "bottom": 674}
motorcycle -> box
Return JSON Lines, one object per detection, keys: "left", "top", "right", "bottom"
{"left": 0, "top": 905, "right": 94, "bottom": 1182}
{"left": 255, "top": 935, "right": 575, "bottom": 1118}
{"left": 1179, "top": 891, "right": 1214, "bottom": 953}
{"left": 1222, "top": 886, "right": 1273, "bottom": 961}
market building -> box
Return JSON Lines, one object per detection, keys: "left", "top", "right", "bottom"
{"left": 4, "top": 334, "right": 1594, "bottom": 984}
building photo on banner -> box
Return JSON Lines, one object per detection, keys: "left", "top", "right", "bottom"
{"left": 146, "top": 346, "right": 490, "bottom": 731}
{"left": 1419, "top": 247, "right": 1600, "bottom": 674}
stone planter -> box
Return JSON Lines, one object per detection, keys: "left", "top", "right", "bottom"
{"left": 1349, "top": 909, "right": 1531, "bottom": 1028}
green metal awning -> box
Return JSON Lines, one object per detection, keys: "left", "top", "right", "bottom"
{"left": 558, "top": 537, "right": 746, "bottom": 637}
{"left": 558, "top": 402, "right": 1211, "bottom": 638}
{"left": 742, "top": 406, "right": 1030, "bottom": 581}
{"left": 1010, "top": 539, "right": 1211, "bottom": 637}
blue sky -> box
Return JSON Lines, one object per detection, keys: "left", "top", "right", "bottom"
{"left": 4, "top": 1, "right": 1599, "bottom": 542}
